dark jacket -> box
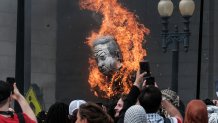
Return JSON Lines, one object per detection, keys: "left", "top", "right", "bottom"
{"left": 116, "top": 85, "right": 140, "bottom": 123}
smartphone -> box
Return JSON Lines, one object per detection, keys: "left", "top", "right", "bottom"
{"left": 6, "top": 77, "right": 15, "bottom": 85}
{"left": 139, "top": 60, "right": 151, "bottom": 77}
{"left": 6, "top": 77, "right": 15, "bottom": 92}
{"left": 146, "top": 77, "right": 155, "bottom": 86}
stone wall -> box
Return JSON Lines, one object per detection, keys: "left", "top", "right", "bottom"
{"left": 31, "top": 0, "right": 57, "bottom": 110}
{"left": 0, "top": 0, "right": 17, "bottom": 81}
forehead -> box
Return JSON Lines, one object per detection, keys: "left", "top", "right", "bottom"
{"left": 93, "top": 44, "right": 110, "bottom": 55}
{"left": 117, "top": 98, "right": 124, "bottom": 104}
{"left": 93, "top": 44, "right": 109, "bottom": 51}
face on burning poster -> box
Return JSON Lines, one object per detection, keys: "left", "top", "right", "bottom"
{"left": 92, "top": 36, "right": 122, "bottom": 76}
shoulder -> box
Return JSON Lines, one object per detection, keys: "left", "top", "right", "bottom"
{"left": 168, "top": 117, "right": 182, "bottom": 123}
{"left": 209, "top": 113, "right": 218, "bottom": 123}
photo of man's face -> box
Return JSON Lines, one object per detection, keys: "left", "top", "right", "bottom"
{"left": 93, "top": 44, "right": 120, "bottom": 75}
{"left": 92, "top": 36, "right": 122, "bottom": 75}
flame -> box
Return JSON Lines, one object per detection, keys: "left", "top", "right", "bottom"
{"left": 80, "top": 0, "right": 150, "bottom": 98}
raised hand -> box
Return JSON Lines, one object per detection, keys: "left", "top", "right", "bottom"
{"left": 133, "top": 69, "right": 146, "bottom": 90}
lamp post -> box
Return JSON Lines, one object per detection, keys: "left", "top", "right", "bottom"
{"left": 158, "top": 0, "right": 195, "bottom": 93}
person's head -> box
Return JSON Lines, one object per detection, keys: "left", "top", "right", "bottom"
{"left": 124, "top": 105, "right": 147, "bottom": 123}
{"left": 160, "top": 88, "right": 181, "bottom": 117}
{"left": 138, "top": 86, "right": 162, "bottom": 113}
{"left": 69, "top": 100, "right": 86, "bottom": 123}
{"left": 114, "top": 94, "right": 127, "bottom": 118}
{"left": 76, "top": 102, "right": 113, "bottom": 123}
{"left": 203, "top": 98, "right": 215, "bottom": 106}
{"left": 46, "top": 102, "right": 70, "bottom": 123}
{"left": 0, "top": 80, "right": 12, "bottom": 107}
{"left": 92, "top": 35, "right": 122, "bottom": 75}
{"left": 161, "top": 89, "right": 179, "bottom": 106}
{"left": 184, "top": 100, "right": 208, "bottom": 123}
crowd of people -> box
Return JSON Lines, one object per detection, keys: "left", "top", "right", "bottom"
{"left": 1, "top": 70, "right": 218, "bottom": 123}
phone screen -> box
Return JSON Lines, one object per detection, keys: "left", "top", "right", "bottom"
{"left": 6, "top": 77, "right": 15, "bottom": 92}
{"left": 140, "top": 61, "right": 151, "bottom": 77}
{"left": 6, "top": 77, "right": 15, "bottom": 85}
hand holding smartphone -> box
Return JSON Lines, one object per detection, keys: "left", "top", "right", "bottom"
{"left": 6, "top": 77, "right": 15, "bottom": 92}
{"left": 140, "top": 60, "right": 151, "bottom": 77}
{"left": 139, "top": 60, "right": 155, "bottom": 86}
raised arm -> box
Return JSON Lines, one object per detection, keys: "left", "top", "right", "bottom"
{"left": 161, "top": 99, "right": 183, "bottom": 122}
{"left": 117, "top": 70, "right": 146, "bottom": 123}
{"left": 11, "top": 83, "right": 37, "bottom": 122}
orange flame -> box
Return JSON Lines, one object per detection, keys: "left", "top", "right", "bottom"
{"left": 80, "top": 0, "right": 150, "bottom": 98}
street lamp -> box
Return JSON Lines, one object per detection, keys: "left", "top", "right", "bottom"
{"left": 158, "top": 0, "right": 195, "bottom": 93}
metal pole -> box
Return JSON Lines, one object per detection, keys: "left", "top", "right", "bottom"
{"left": 171, "top": 26, "right": 179, "bottom": 93}
{"left": 171, "top": 50, "right": 179, "bottom": 93}
{"left": 15, "top": 0, "right": 31, "bottom": 112}
{"left": 196, "top": 0, "right": 204, "bottom": 99}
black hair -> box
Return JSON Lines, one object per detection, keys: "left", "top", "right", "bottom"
{"left": 68, "top": 109, "right": 78, "bottom": 123}
{"left": 138, "top": 86, "right": 162, "bottom": 113}
{"left": 120, "top": 94, "right": 127, "bottom": 102}
{"left": 0, "top": 80, "right": 12, "bottom": 104}
{"left": 46, "top": 102, "right": 70, "bottom": 123}
{"left": 203, "top": 98, "right": 215, "bottom": 105}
